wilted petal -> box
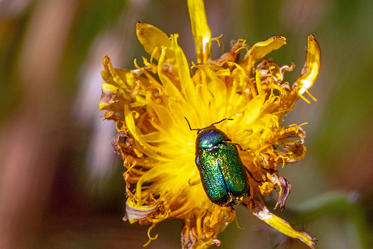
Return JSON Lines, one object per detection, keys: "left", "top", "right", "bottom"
{"left": 124, "top": 199, "right": 158, "bottom": 224}
{"left": 181, "top": 207, "right": 234, "bottom": 249}
{"left": 271, "top": 174, "right": 292, "bottom": 209}
{"left": 99, "top": 83, "right": 125, "bottom": 111}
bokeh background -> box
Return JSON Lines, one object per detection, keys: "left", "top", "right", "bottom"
{"left": 1, "top": 0, "right": 372, "bottom": 248}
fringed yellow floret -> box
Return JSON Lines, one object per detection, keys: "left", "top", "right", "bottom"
{"left": 99, "top": 0, "right": 321, "bottom": 248}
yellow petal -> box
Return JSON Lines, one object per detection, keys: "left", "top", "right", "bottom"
{"left": 295, "top": 34, "right": 321, "bottom": 101}
{"left": 244, "top": 36, "right": 287, "bottom": 71}
{"left": 171, "top": 34, "right": 197, "bottom": 106}
{"left": 157, "top": 46, "right": 186, "bottom": 102}
{"left": 248, "top": 200, "right": 316, "bottom": 248}
{"left": 102, "top": 56, "right": 127, "bottom": 89}
{"left": 187, "top": 0, "right": 211, "bottom": 63}
{"left": 136, "top": 22, "right": 172, "bottom": 60}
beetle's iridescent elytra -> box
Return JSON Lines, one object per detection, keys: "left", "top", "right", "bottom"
{"left": 186, "top": 118, "right": 249, "bottom": 206}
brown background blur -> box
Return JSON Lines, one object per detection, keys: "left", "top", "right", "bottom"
{"left": 0, "top": 0, "right": 372, "bottom": 249}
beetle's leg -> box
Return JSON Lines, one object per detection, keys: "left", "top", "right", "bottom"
{"left": 188, "top": 178, "right": 200, "bottom": 186}
{"left": 229, "top": 142, "right": 250, "bottom": 151}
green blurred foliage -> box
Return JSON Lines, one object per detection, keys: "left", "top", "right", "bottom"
{"left": 0, "top": 3, "right": 35, "bottom": 123}
{"left": 61, "top": 0, "right": 126, "bottom": 92}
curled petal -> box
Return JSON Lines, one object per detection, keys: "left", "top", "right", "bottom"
{"left": 124, "top": 199, "right": 158, "bottom": 224}
{"left": 187, "top": 0, "right": 211, "bottom": 63}
{"left": 244, "top": 36, "right": 287, "bottom": 71}
{"left": 136, "top": 22, "right": 172, "bottom": 60}
{"left": 102, "top": 56, "right": 131, "bottom": 89}
{"left": 294, "top": 34, "right": 321, "bottom": 103}
{"left": 245, "top": 199, "right": 316, "bottom": 249}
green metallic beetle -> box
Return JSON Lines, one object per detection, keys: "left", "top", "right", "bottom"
{"left": 185, "top": 118, "right": 250, "bottom": 206}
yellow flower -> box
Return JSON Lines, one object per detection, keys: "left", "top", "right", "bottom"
{"left": 99, "top": 0, "right": 321, "bottom": 248}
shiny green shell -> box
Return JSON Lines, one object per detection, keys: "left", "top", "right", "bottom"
{"left": 195, "top": 127, "right": 249, "bottom": 206}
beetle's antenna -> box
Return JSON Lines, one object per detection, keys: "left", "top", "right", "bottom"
{"left": 185, "top": 117, "right": 234, "bottom": 131}
{"left": 184, "top": 117, "right": 200, "bottom": 131}
{"left": 210, "top": 118, "right": 233, "bottom": 126}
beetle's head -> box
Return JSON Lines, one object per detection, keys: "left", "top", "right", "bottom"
{"left": 184, "top": 117, "right": 233, "bottom": 149}
{"left": 196, "top": 127, "right": 230, "bottom": 149}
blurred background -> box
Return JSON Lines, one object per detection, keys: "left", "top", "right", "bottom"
{"left": 0, "top": 0, "right": 372, "bottom": 248}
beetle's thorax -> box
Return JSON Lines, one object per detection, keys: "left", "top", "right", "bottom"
{"left": 196, "top": 127, "right": 230, "bottom": 150}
